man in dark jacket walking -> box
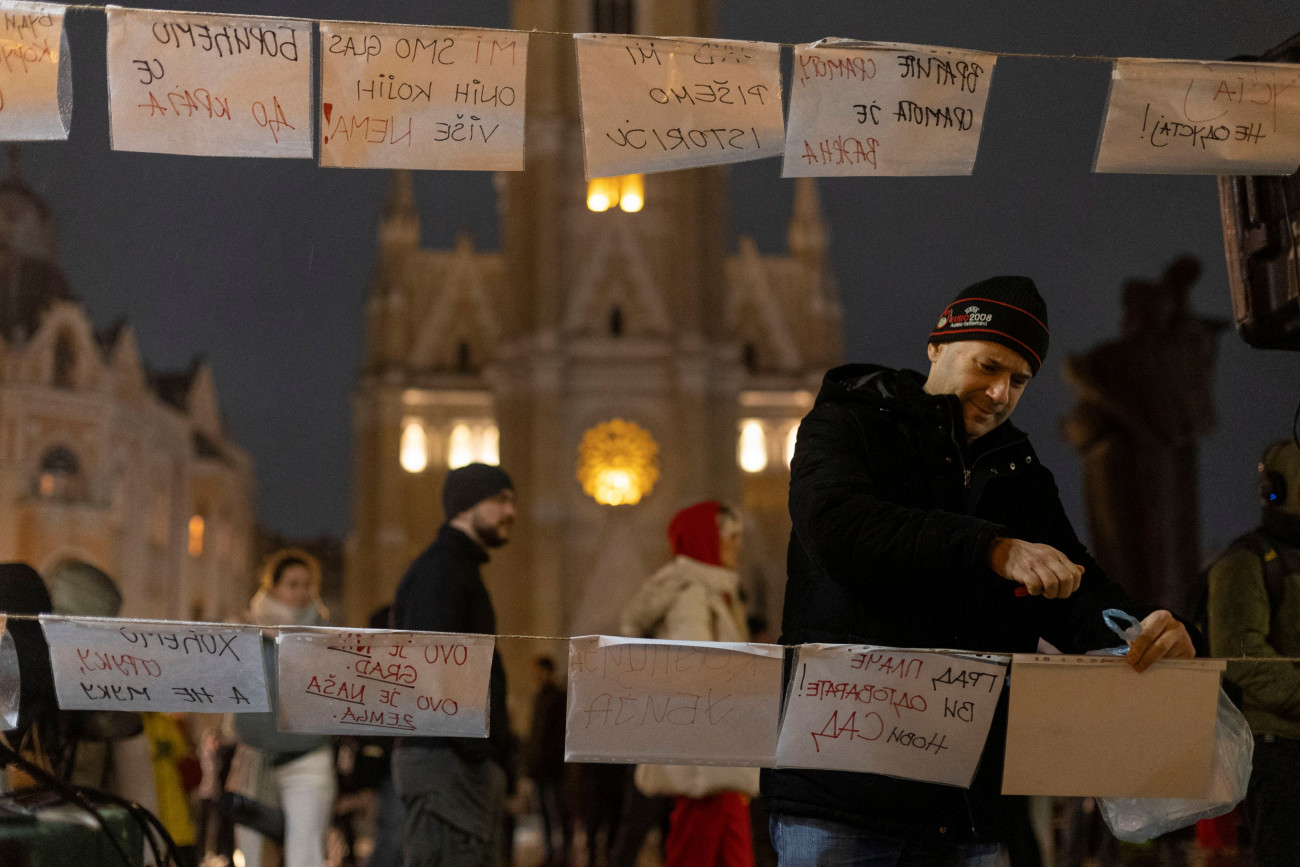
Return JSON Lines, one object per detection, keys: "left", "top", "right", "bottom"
{"left": 391, "top": 462, "right": 517, "bottom": 867}
{"left": 762, "top": 276, "right": 1196, "bottom": 865}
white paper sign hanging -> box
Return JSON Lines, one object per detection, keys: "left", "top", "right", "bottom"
{"left": 1094, "top": 58, "right": 1300, "bottom": 175}
{"left": 783, "top": 40, "right": 996, "bottom": 177}
{"left": 0, "top": 2, "right": 70, "bottom": 140}
{"left": 0, "top": 616, "right": 17, "bottom": 731}
{"left": 564, "top": 635, "right": 784, "bottom": 765}
{"left": 106, "top": 6, "right": 312, "bottom": 158}
{"left": 319, "top": 23, "right": 528, "bottom": 171}
{"left": 275, "top": 628, "right": 495, "bottom": 737}
{"left": 775, "top": 645, "right": 1007, "bottom": 788}
{"left": 574, "top": 34, "right": 784, "bottom": 179}
{"left": 40, "top": 616, "right": 268, "bottom": 712}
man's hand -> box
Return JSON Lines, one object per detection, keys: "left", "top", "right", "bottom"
{"left": 990, "top": 537, "right": 1084, "bottom": 599}
{"left": 1126, "top": 609, "right": 1196, "bottom": 673}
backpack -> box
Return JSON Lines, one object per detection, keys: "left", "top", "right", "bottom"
{"left": 1190, "top": 529, "right": 1300, "bottom": 705}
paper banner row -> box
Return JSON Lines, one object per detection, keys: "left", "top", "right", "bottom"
{"left": 3, "top": 4, "right": 1299, "bottom": 176}
{"left": 0, "top": 617, "right": 1226, "bottom": 798}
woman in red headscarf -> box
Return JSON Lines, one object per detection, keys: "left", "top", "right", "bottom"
{"left": 620, "top": 501, "right": 756, "bottom": 867}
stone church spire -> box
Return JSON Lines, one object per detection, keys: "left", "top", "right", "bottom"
{"left": 379, "top": 170, "right": 420, "bottom": 253}
{"left": 788, "top": 177, "right": 828, "bottom": 261}
{"left": 364, "top": 171, "right": 420, "bottom": 371}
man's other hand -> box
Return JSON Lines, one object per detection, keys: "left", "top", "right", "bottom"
{"left": 990, "top": 537, "right": 1084, "bottom": 599}
{"left": 1126, "top": 609, "right": 1196, "bottom": 673}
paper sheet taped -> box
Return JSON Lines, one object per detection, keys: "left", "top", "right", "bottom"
{"left": 275, "top": 628, "right": 494, "bottom": 737}
{"left": 319, "top": 22, "right": 528, "bottom": 171}
{"left": 574, "top": 34, "right": 784, "bottom": 178}
{"left": 1094, "top": 58, "right": 1300, "bottom": 175}
{"left": 0, "top": 2, "right": 69, "bottom": 140}
{"left": 1002, "top": 654, "right": 1224, "bottom": 798}
{"left": 565, "top": 636, "right": 783, "bottom": 766}
{"left": 775, "top": 645, "right": 1007, "bottom": 788}
{"left": 783, "top": 40, "right": 996, "bottom": 177}
{"left": 41, "top": 616, "right": 268, "bottom": 712}
{"left": 106, "top": 6, "right": 312, "bottom": 158}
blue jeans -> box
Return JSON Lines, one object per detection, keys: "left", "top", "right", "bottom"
{"left": 770, "top": 813, "right": 1004, "bottom": 867}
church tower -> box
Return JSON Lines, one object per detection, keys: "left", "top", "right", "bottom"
{"left": 347, "top": 1, "right": 841, "bottom": 667}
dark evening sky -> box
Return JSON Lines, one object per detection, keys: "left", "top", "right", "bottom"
{"left": 19, "top": 0, "right": 1300, "bottom": 553}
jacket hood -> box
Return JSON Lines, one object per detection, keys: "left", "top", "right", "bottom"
{"left": 248, "top": 587, "right": 328, "bottom": 627}
{"left": 621, "top": 556, "right": 740, "bottom": 639}
{"left": 813, "top": 363, "right": 939, "bottom": 411}
{"left": 814, "top": 362, "right": 1028, "bottom": 451}
{"left": 668, "top": 501, "right": 723, "bottom": 565}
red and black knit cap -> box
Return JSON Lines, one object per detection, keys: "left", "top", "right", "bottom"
{"left": 928, "top": 275, "right": 1050, "bottom": 374}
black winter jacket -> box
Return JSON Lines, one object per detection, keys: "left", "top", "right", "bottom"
{"left": 760, "top": 364, "right": 1161, "bottom": 843}
{"left": 393, "top": 524, "right": 512, "bottom": 771}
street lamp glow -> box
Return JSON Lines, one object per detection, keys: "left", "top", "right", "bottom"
{"left": 587, "top": 177, "right": 615, "bottom": 212}
{"left": 447, "top": 423, "right": 474, "bottom": 469}
{"left": 480, "top": 424, "right": 500, "bottom": 465}
{"left": 400, "top": 421, "right": 428, "bottom": 473}
{"left": 619, "top": 174, "right": 644, "bottom": 212}
{"left": 739, "top": 420, "right": 768, "bottom": 473}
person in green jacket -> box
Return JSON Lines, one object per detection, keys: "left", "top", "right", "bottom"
{"left": 1208, "top": 438, "right": 1300, "bottom": 866}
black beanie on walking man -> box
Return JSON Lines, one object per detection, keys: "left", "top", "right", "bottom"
{"left": 442, "top": 463, "right": 514, "bottom": 520}
{"left": 928, "top": 275, "right": 1051, "bottom": 375}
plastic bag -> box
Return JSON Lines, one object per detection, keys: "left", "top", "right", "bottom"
{"left": 1087, "top": 608, "right": 1254, "bottom": 842}
{"left": 1086, "top": 608, "right": 1143, "bottom": 657}
{"left": 1098, "top": 686, "right": 1253, "bottom": 842}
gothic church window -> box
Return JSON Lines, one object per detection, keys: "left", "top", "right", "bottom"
{"left": 456, "top": 341, "right": 472, "bottom": 373}
{"left": 53, "top": 330, "right": 76, "bottom": 388}
{"left": 37, "top": 445, "right": 85, "bottom": 500}
{"left": 609, "top": 306, "right": 624, "bottom": 337}
{"left": 743, "top": 343, "right": 759, "bottom": 373}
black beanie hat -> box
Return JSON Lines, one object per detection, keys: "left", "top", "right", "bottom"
{"left": 928, "top": 276, "right": 1050, "bottom": 374}
{"left": 442, "top": 463, "right": 514, "bottom": 519}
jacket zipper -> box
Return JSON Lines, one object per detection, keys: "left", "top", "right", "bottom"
{"left": 945, "top": 402, "right": 972, "bottom": 488}
{"left": 944, "top": 399, "right": 1029, "bottom": 489}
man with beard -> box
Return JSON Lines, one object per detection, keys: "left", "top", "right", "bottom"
{"left": 392, "top": 463, "right": 517, "bottom": 867}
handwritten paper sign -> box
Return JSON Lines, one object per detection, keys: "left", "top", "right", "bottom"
{"left": 1003, "top": 654, "right": 1224, "bottom": 798}
{"left": 783, "top": 40, "right": 996, "bottom": 177}
{"left": 574, "top": 34, "right": 784, "bottom": 179}
{"left": 40, "top": 616, "right": 267, "bottom": 712}
{"left": 0, "top": 2, "right": 69, "bottom": 140}
{"left": 276, "top": 628, "right": 494, "bottom": 737}
{"left": 1095, "top": 58, "right": 1300, "bottom": 175}
{"left": 565, "top": 636, "right": 783, "bottom": 765}
{"left": 0, "top": 615, "right": 16, "bottom": 731}
{"left": 775, "top": 645, "right": 1007, "bottom": 787}
{"left": 319, "top": 23, "right": 528, "bottom": 171}
{"left": 106, "top": 6, "right": 311, "bottom": 158}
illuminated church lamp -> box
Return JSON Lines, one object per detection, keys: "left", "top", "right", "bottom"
{"left": 188, "top": 515, "right": 205, "bottom": 557}
{"left": 399, "top": 421, "right": 428, "bottom": 473}
{"left": 480, "top": 424, "right": 500, "bottom": 465}
{"left": 618, "top": 174, "right": 644, "bottom": 212}
{"left": 586, "top": 176, "right": 616, "bottom": 212}
{"left": 738, "top": 420, "right": 768, "bottom": 473}
{"left": 577, "top": 419, "right": 660, "bottom": 506}
{"left": 447, "top": 423, "right": 474, "bottom": 469}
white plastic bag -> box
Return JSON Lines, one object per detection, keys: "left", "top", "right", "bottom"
{"left": 1097, "top": 686, "right": 1253, "bottom": 843}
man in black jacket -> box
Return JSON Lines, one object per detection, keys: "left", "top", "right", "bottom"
{"left": 762, "top": 276, "right": 1196, "bottom": 865}
{"left": 391, "top": 462, "right": 517, "bottom": 867}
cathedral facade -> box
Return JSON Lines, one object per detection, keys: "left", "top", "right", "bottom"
{"left": 0, "top": 160, "right": 257, "bottom": 622}
{"left": 346, "top": 2, "right": 842, "bottom": 664}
